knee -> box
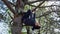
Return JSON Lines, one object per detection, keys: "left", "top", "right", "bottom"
{"left": 34, "top": 25, "right": 41, "bottom": 29}
{"left": 32, "top": 25, "right": 41, "bottom": 30}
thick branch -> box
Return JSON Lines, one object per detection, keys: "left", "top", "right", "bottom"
{"left": 16, "top": 0, "right": 21, "bottom": 9}
{"left": 16, "top": 0, "right": 24, "bottom": 9}
{"left": 15, "top": 0, "right": 21, "bottom": 14}
{"left": 2, "top": 0, "right": 16, "bottom": 14}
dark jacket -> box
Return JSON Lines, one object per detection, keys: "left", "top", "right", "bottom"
{"left": 22, "top": 9, "right": 36, "bottom": 26}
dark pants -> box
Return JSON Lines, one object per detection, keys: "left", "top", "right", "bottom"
{"left": 23, "top": 19, "right": 40, "bottom": 30}
{"left": 23, "top": 19, "right": 35, "bottom": 26}
{"left": 32, "top": 25, "right": 41, "bottom": 30}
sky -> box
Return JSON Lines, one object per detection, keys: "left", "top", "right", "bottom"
{"left": 0, "top": 20, "right": 9, "bottom": 34}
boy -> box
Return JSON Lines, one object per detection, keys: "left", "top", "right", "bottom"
{"left": 22, "top": 9, "right": 41, "bottom": 30}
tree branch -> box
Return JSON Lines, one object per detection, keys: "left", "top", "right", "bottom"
{"left": 8, "top": 1, "right": 16, "bottom": 6}
{"left": 26, "top": 0, "right": 42, "bottom": 4}
{"left": 28, "top": 4, "right": 60, "bottom": 8}
{"left": 8, "top": 12, "right": 13, "bottom": 19}
{"left": 25, "top": 0, "right": 59, "bottom": 4}
{"left": 2, "top": 0, "right": 16, "bottom": 14}
{"left": 32, "top": 1, "right": 45, "bottom": 11}
{"left": 36, "top": 11, "right": 60, "bottom": 18}
{"left": 16, "top": 0, "right": 24, "bottom": 9}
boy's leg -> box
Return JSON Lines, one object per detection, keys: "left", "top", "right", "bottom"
{"left": 32, "top": 22, "right": 41, "bottom": 30}
{"left": 35, "top": 22, "right": 40, "bottom": 26}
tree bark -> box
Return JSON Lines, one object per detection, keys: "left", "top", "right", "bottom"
{"left": 11, "top": 0, "right": 24, "bottom": 34}
{"left": 11, "top": 16, "right": 23, "bottom": 34}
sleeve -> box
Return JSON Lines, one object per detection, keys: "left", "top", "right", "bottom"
{"left": 34, "top": 13, "right": 35, "bottom": 18}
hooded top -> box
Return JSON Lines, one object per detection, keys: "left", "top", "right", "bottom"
{"left": 22, "top": 9, "right": 36, "bottom": 26}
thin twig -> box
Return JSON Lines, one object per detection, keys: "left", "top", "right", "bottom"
{"left": 36, "top": 11, "right": 60, "bottom": 18}
{"left": 28, "top": 4, "right": 60, "bottom": 8}
{"left": 32, "top": 1, "right": 45, "bottom": 11}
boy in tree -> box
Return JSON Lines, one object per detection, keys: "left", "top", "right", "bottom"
{"left": 22, "top": 9, "right": 41, "bottom": 30}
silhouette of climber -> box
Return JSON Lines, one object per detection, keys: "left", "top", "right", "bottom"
{"left": 22, "top": 9, "right": 40, "bottom": 30}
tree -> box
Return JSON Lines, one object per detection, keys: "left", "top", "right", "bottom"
{"left": 1, "top": 0, "right": 60, "bottom": 34}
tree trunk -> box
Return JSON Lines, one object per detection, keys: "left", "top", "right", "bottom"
{"left": 11, "top": 0, "right": 25, "bottom": 34}
{"left": 11, "top": 16, "right": 23, "bottom": 34}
